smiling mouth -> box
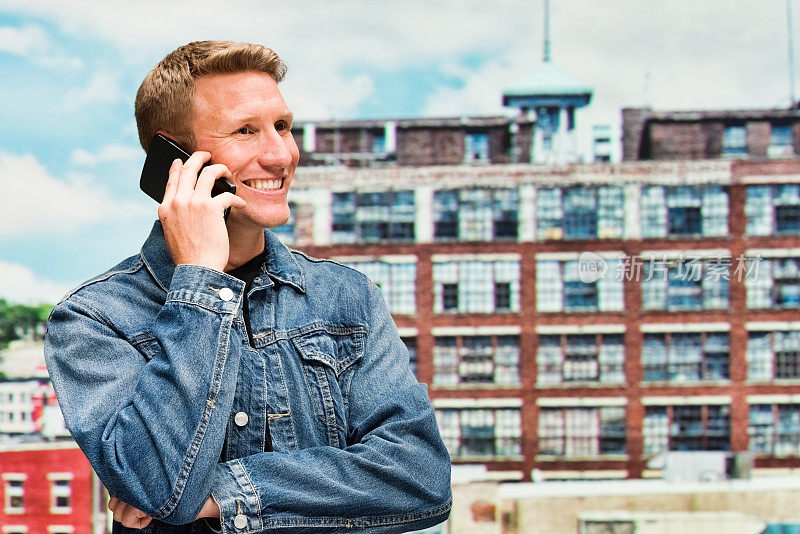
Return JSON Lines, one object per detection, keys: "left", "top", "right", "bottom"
{"left": 242, "top": 178, "right": 284, "bottom": 191}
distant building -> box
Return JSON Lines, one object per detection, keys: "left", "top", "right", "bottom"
{"left": 295, "top": 115, "right": 536, "bottom": 168}
{"left": 444, "top": 468, "right": 800, "bottom": 534}
{"left": 0, "top": 342, "right": 70, "bottom": 441}
{"left": 622, "top": 107, "right": 800, "bottom": 161}
{"left": 0, "top": 441, "right": 108, "bottom": 534}
{"left": 277, "top": 151, "right": 800, "bottom": 480}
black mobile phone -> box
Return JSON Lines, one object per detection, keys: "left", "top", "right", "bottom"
{"left": 140, "top": 133, "right": 236, "bottom": 220}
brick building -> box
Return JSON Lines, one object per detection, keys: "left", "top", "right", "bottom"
{"left": 622, "top": 106, "right": 800, "bottom": 162}
{"left": 295, "top": 115, "right": 536, "bottom": 168}
{"left": 277, "top": 104, "right": 800, "bottom": 480}
{"left": 0, "top": 441, "right": 108, "bottom": 534}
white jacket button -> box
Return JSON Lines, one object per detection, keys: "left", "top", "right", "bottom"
{"left": 234, "top": 411, "right": 249, "bottom": 427}
{"left": 234, "top": 513, "right": 248, "bottom": 529}
{"left": 219, "top": 287, "right": 234, "bottom": 301}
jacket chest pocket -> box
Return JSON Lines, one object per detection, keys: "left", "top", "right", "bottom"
{"left": 290, "top": 326, "right": 366, "bottom": 449}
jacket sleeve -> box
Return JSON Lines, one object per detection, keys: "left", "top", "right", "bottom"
{"left": 208, "top": 282, "right": 452, "bottom": 533}
{"left": 44, "top": 264, "right": 246, "bottom": 524}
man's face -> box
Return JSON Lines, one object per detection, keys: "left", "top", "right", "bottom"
{"left": 191, "top": 71, "right": 299, "bottom": 229}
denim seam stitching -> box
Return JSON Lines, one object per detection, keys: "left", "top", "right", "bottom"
{"left": 232, "top": 459, "right": 264, "bottom": 532}
{"left": 243, "top": 498, "right": 452, "bottom": 530}
{"left": 60, "top": 258, "right": 145, "bottom": 303}
{"left": 139, "top": 250, "right": 169, "bottom": 293}
{"left": 164, "top": 298, "right": 237, "bottom": 315}
{"left": 154, "top": 312, "right": 235, "bottom": 519}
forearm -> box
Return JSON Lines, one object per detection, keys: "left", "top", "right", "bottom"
{"left": 45, "top": 264, "right": 245, "bottom": 524}
{"left": 209, "top": 383, "right": 451, "bottom": 533}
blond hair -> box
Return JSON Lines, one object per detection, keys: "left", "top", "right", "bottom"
{"left": 134, "top": 41, "right": 286, "bottom": 152}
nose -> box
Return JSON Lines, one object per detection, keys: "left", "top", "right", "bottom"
{"left": 257, "top": 129, "right": 294, "bottom": 169}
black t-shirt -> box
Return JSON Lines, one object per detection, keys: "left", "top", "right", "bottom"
{"left": 226, "top": 246, "right": 273, "bottom": 452}
{"left": 227, "top": 250, "right": 265, "bottom": 346}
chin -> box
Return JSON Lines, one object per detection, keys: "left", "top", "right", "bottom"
{"left": 255, "top": 208, "right": 290, "bottom": 229}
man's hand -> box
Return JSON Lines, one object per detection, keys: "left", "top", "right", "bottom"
{"left": 159, "top": 152, "right": 247, "bottom": 272}
{"left": 108, "top": 496, "right": 220, "bottom": 527}
{"left": 108, "top": 496, "right": 152, "bottom": 529}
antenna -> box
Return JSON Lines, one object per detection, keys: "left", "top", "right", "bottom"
{"left": 788, "top": 0, "right": 797, "bottom": 106}
{"left": 543, "top": 0, "right": 551, "bottom": 63}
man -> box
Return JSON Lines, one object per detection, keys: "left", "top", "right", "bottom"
{"left": 44, "top": 41, "right": 452, "bottom": 533}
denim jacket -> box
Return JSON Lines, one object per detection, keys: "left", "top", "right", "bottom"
{"left": 44, "top": 221, "right": 452, "bottom": 533}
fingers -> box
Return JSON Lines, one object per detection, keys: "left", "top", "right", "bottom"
{"left": 110, "top": 499, "right": 153, "bottom": 529}
{"left": 174, "top": 151, "right": 211, "bottom": 200}
{"left": 214, "top": 192, "right": 247, "bottom": 211}
{"left": 195, "top": 163, "right": 232, "bottom": 197}
{"left": 162, "top": 158, "right": 182, "bottom": 204}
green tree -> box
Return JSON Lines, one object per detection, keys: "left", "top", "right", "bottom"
{"left": 0, "top": 298, "right": 54, "bottom": 349}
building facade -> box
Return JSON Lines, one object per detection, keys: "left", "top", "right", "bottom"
{"left": 622, "top": 107, "right": 800, "bottom": 162}
{"left": 0, "top": 442, "right": 108, "bottom": 534}
{"left": 278, "top": 116, "right": 800, "bottom": 480}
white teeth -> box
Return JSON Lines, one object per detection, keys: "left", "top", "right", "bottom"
{"left": 247, "top": 179, "right": 282, "bottom": 190}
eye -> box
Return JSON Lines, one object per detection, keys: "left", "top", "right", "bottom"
{"left": 236, "top": 126, "right": 255, "bottom": 135}
{"left": 275, "top": 120, "right": 289, "bottom": 132}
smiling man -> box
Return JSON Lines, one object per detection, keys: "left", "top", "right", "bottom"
{"left": 44, "top": 41, "right": 452, "bottom": 533}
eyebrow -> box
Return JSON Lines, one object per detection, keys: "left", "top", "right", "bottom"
{"left": 230, "top": 111, "right": 294, "bottom": 125}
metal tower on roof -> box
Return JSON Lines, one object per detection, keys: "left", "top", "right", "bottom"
{"left": 502, "top": 0, "right": 594, "bottom": 164}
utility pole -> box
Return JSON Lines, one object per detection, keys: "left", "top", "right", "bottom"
{"left": 543, "top": 0, "right": 551, "bottom": 63}
{"left": 788, "top": 0, "right": 797, "bottom": 106}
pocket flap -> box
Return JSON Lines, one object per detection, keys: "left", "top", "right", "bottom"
{"left": 291, "top": 329, "right": 365, "bottom": 377}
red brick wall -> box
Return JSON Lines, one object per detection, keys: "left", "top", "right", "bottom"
{"left": 301, "top": 161, "right": 800, "bottom": 479}
{"left": 0, "top": 446, "right": 97, "bottom": 534}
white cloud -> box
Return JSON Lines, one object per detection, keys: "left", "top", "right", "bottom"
{"left": 0, "top": 151, "right": 150, "bottom": 238}
{"left": 0, "top": 260, "right": 70, "bottom": 304}
{"left": 0, "top": 23, "right": 82, "bottom": 68}
{"left": 63, "top": 72, "right": 122, "bottom": 110}
{"left": 0, "top": 24, "right": 47, "bottom": 55}
{"left": 1, "top": 0, "right": 798, "bottom": 127}
{"left": 69, "top": 144, "right": 142, "bottom": 167}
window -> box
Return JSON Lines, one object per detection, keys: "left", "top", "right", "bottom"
{"left": 2, "top": 527, "right": 28, "bottom": 534}
{"left": 536, "top": 259, "right": 624, "bottom": 312}
{"left": 332, "top": 190, "right": 415, "bottom": 243}
{"left": 643, "top": 404, "right": 730, "bottom": 454}
{"left": 746, "top": 185, "right": 800, "bottom": 236}
{"left": 434, "top": 188, "right": 519, "bottom": 241}
{"left": 749, "top": 404, "right": 800, "bottom": 455}
{"left": 372, "top": 133, "right": 386, "bottom": 153}
{"left": 3, "top": 475, "right": 24, "bottom": 514}
{"left": 747, "top": 330, "right": 800, "bottom": 381}
{"left": 769, "top": 123, "right": 793, "bottom": 158}
{"left": 642, "top": 332, "right": 729, "bottom": 382}
{"left": 465, "top": 133, "right": 490, "bottom": 162}
{"left": 339, "top": 260, "right": 416, "bottom": 315}
{"left": 271, "top": 201, "right": 296, "bottom": 242}
{"left": 538, "top": 406, "right": 626, "bottom": 457}
{"left": 536, "top": 186, "right": 625, "bottom": 240}
{"left": 49, "top": 475, "right": 72, "bottom": 513}
{"left": 537, "top": 332, "right": 625, "bottom": 385}
{"left": 641, "top": 257, "right": 729, "bottom": 311}
{"left": 747, "top": 257, "right": 800, "bottom": 309}
{"left": 436, "top": 408, "right": 521, "bottom": 459}
{"left": 641, "top": 185, "right": 728, "bottom": 238}
{"left": 433, "top": 335, "right": 520, "bottom": 387}
{"left": 433, "top": 260, "right": 519, "bottom": 313}
{"left": 722, "top": 124, "right": 747, "bottom": 157}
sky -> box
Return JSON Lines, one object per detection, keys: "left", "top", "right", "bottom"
{"left": 0, "top": 0, "right": 798, "bottom": 304}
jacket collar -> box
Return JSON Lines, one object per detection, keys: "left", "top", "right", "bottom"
{"left": 140, "top": 220, "right": 306, "bottom": 294}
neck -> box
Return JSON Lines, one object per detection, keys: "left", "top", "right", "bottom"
{"left": 225, "top": 224, "right": 265, "bottom": 272}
